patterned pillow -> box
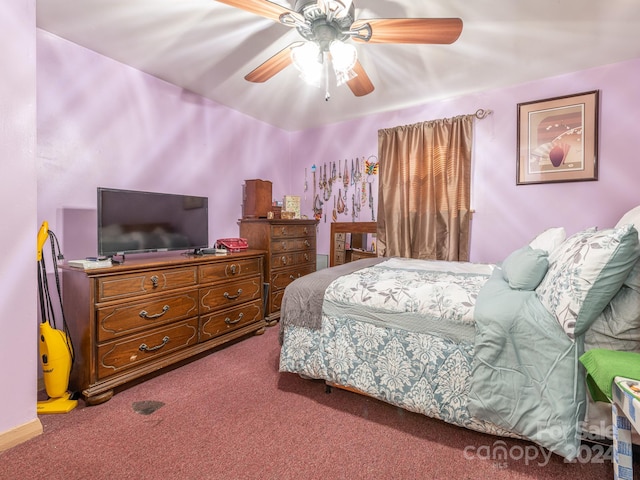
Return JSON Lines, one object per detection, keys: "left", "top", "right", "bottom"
{"left": 501, "top": 246, "right": 549, "bottom": 290}
{"left": 535, "top": 224, "right": 640, "bottom": 339}
{"left": 615, "top": 205, "right": 640, "bottom": 292}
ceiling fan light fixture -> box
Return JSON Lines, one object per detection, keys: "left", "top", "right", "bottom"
{"left": 334, "top": 66, "right": 357, "bottom": 87}
{"left": 291, "top": 41, "right": 323, "bottom": 87}
{"left": 329, "top": 40, "right": 357, "bottom": 86}
{"left": 329, "top": 40, "right": 357, "bottom": 71}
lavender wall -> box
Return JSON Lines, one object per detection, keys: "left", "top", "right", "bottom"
{"left": 37, "top": 30, "right": 292, "bottom": 258}
{"left": 0, "top": 0, "right": 39, "bottom": 436}
{"left": 289, "top": 58, "right": 640, "bottom": 263}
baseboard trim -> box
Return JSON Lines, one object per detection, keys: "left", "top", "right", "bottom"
{"left": 0, "top": 418, "right": 43, "bottom": 453}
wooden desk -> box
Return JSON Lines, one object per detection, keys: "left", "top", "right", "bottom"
{"left": 330, "top": 222, "right": 377, "bottom": 267}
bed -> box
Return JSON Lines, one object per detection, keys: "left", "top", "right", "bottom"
{"left": 278, "top": 206, "right": 640, "bottom": 460}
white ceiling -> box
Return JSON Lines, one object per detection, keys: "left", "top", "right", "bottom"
{"left": 36, "top": 0, "right": 640, "bottom": 131}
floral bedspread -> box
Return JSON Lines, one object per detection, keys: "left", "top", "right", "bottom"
{"left": 279, "top": 258, "right": 514, "bottom": 437}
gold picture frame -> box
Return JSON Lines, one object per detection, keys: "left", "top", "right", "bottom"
{"left": 517, "top": 90, "right": 599, "bottom": 185}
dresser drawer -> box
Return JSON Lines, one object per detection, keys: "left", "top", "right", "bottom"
{"left": 96, "top": 290, "right": 199, "bottom": 342}
{"left": 270, "top": 237, "right": 315, "bottom": 253}
{"left": 270, "top": 251, "right": 315, "bottom": 269}
{"left": 271, "top": 289, "right": 285, "bottom": 313}
{"left": 198, "top": 257, "right": 262, "bottom": 284}
{"left": 270, "top": 224, "right": 314, "bottom": 239}
{"left": 200, "top": 299, "right": 263, "bottom": 341}
{"left": 96, "top": 318, "right": 199, "bottom": 379}
{"left": 97, "top": 266, "right": 198, "bottom": 302}
{"left": 199, "top": 277, "right": 262, "bottom": 313}
{"left": 271, "top": 265, "right": 316, "bottom": 290}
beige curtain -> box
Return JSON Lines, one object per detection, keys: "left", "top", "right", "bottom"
{"left": 376, "top": 115, "right": 473, "bottom": 261}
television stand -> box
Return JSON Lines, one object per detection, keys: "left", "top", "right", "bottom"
{"left": 61, "top": 250, "right": 267, "bottom": 405}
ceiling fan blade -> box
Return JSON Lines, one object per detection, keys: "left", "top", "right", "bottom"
{"left": 245, "top": 42, "right": 303, "bottom": 83}
{"left": 346, "top": 60, "right": 374, "bottom": 97}
{"left": 216, "top": 0, "right": 303, "bottom": 25}
{"left": 351, "top": 18, "right": 463, "bottom": 44}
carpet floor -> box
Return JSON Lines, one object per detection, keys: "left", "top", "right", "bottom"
{"left": 0, "top": 325, "right": 630, "bottom": 479}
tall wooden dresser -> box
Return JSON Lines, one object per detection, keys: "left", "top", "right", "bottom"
{"left": 61, "top": 250, "right": 266, "bottom": 405}
{"left": 239, "top": 219, "right": 317, "bottom": 324}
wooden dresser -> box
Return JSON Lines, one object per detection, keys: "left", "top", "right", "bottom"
{"left": 239, "top": 219, "right": 317, "bottom": 323}
{"left": 61, "top": 250, "right": 266, "bottom": 405}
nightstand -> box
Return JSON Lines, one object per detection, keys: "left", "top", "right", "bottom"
{"left": 612, "top": 377, "right": 640, "bottom": 479}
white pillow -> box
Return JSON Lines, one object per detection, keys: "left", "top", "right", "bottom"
{"left": 616, "top": 205, "right": 640, "bottom": 229}
{"left": 529, "top": 227, "right": 566, "bottom": 255}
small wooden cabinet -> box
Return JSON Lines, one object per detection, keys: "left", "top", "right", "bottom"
{"left": 330, "top": 221, "right": 378, "bottom": 267}
{"left": 239, "top": 219, "right": 317, "bottom": 323}
{"left": 62, "top": 251, "right": 266, "bottom": 405}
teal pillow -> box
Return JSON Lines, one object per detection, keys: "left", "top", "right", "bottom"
{"left": 501, "top": 246, "right": 549, "bottom": 290}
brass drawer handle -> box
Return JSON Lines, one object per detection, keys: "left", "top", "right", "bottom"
{"left": 229, "top": 264, "right": 238, "bottom": 275}
{"left": 281, "top": 241, "right": 287, "bottom": 250}
{"left": 304, "top": 253, "right": 309, "bottom": 261}
{"left": 139, "top": 336, "right": 169, "bottom": 352}
{"left": 150, "top": 275, "right": 159, "bottom": 288}
{"left": 281, "top": 227, "right": 287, "bottom": 235}
{"left": 225, "top": 312, "right": 244, "bottom": 325}
{"left": 224, "top": 289, "right": 243, "bottom": 300}
{"left": 139, "top": 305, "right": 170, "bottom": 319}
{"left": 281, "top": 256, "right": 287, "bottom": 265}
{"left": 304, "top": 240, "right": 311, "bottom": 247}
{"left": 289, "top": 273, "right": 302, "bottom": 280}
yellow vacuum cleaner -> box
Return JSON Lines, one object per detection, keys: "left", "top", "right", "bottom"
{"left": 36, "top": 221, "right": 78, "bottom": 414}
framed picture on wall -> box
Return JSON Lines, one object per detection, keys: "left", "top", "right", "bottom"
{"left": 517, "top": 90, "right": 599, "bottom": 185}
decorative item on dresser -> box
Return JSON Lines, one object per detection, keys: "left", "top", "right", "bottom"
{"left": 61, "top": 250, "right": 266, "bottom": 405}
{"left": 330, "top": 221, "right": 378, "bottom": 267}
{"left": 239, "top": 219, "right": 317, "bottom": 324}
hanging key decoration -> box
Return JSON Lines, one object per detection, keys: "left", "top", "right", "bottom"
{"left": 351, "top": 194, "right": 357, "bottom": 220}
{"left": 353, "top": 156, "right": 362, "bottom": 184}
{"left": 350, "top": 158, "right": 355, "bottom": 186}
{"left": 361, "top": 181, "right": 367, "bottom": 207}
{"left": 332, "top": 196, "right": 337, "bottom": 222}
{"left": 343, "top": 160, "right": 349, "bottom": 188}
{"left": 313, "top": 193, "right": 323, "bottom": 221}
{"left": 331, "top": 161, "right": 337, "bottom": 183}
{"left": 322, "top": 163, "right": 328, "bottom": 190}
{"left": 312, "top": 164, "right": 323, "bottom": 221}
{"left": 339, "top": 159, "right": 342, "bottom": 180}
{"left": 323, "top": 175, "right": 332, "bottom": 202}
{"left": 369, "top": 182, "right": 375, "bottom": 221}
{"left": 337, "top": 189, "right": 345, "bottom": 214}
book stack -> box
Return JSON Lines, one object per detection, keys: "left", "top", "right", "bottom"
{"left": 67, "top": 258, "right": 113, "bottom": 270}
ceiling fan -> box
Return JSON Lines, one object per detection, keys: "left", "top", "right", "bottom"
{"left": 217, "top": 0, "right": 463, "bottom": 100}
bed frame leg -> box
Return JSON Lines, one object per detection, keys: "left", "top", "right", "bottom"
{"left": 325, "top": 384, "right": 332, "bottom": 394}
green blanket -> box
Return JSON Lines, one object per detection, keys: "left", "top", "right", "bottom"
{"left": 468, "top": 270, "right": 585, "bottom": 460}
{"left": 579, "top": 349, "right": 640, "bottom": 402}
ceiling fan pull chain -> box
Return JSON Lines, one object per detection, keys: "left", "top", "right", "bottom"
{"left": 324, "top": 52, "right": 331, "bottom": 101}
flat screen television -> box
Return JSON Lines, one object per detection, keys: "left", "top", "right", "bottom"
{"left": 97, "top": 187, "right": 209, "bottom": 257}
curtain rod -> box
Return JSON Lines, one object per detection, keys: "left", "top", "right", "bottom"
{"left": 473, "top": 109, "right": 492, "bottom": 120}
